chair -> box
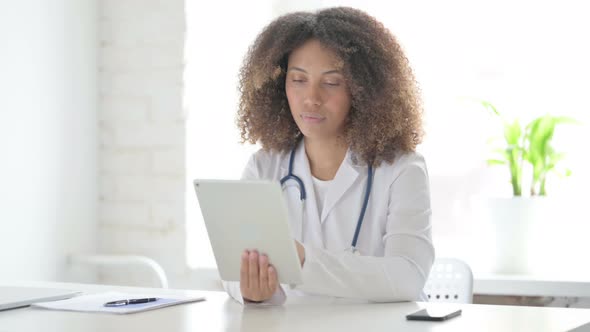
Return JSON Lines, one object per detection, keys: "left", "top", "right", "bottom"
{"left": 67, "top": 254, "right": 169, "bottom": 288}
{"left": 424, "top": 258, "right": 473, "bottom": 303}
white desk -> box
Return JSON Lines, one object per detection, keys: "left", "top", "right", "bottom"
{"left": 1, "top": 281, "right": 589, "bottom": 332}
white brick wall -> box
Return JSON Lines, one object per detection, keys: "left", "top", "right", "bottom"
{"left": 98, "top": 0, "right": 187, "bottom": 287}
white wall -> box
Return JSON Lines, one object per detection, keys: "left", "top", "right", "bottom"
{"left": 97, "top": 0, "right": 189, "bottom": 288}
{"left": 0, "top": 0, "right": 98, "bottom": 281}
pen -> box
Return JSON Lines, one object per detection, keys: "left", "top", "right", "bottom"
{"left": 104, "top": 297, "right": 159, "bottom": 307}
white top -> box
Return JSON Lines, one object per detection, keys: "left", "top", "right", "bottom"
{"left": 311, "top": 176, "right": 331, "bottom": 215}
{"left": 223, "top": 139, "right": 435, "bottom": 305}
{"left": 2, "top": 281, "right": 589, "bottom": 332}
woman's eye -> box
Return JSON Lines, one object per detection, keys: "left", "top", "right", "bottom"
{"left": 324, "top": 82, "right": 340, "bottom": 86}
{"left": 292, "top": 79, "right": 305, "bottom": 83}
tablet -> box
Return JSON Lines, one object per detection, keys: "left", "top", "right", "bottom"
{"left": 193, "top": 179, "right": 303, "bottom": 285}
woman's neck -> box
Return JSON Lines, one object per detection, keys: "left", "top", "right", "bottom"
{"left": 304, "top": 137, "right": 348, "bottom": 181}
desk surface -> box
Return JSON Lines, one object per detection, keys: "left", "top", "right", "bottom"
{"left": 1, "top": 281, "right": 589, "bottom": 332}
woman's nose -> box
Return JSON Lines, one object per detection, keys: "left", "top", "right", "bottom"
{"left": 303, "top": 85, "right": 322, "bottom": 107}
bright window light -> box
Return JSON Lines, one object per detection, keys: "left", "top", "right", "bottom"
{"left": 185, "top": 0, "right": 590, "bottom": 271}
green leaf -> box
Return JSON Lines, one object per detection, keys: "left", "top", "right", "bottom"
{"left": 487, "top": 159, "right": 506, "bottom": 166}
{"left": 525, "top": 115, "right": 578, "bottom": 195}
{"left": 553, "top": 116, "right": 579, "bottom": 125}
{"left": 504, "top": 120, "right": 522, "bottom": 146}
{"left": 480, "top": 100, "right": 500, "bottom": 117}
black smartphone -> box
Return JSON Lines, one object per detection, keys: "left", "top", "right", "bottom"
{"left": 406, "top": 308, "right": 462, "bottom": 321}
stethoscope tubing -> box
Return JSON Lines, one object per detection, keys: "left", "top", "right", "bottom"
{"left": 279, "top": 146, "right": 373, "bottom": 251}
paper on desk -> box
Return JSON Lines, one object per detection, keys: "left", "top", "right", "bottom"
{"left": 31, "top": 291, "right": 205, "bottom": 314}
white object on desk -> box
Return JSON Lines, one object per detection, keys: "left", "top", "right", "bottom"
{"left": 0, "top": 286, "right": 80, "bottom": 311}
{"left": 31, "top": 291, "right": 205, "bottom": 314}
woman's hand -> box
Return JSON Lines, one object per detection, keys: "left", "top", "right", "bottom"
{"left": 295, "top": 240, "right": 305, "bottom": 266}
{"left": 240, "top": 250, "right": 278, "bottom": 302}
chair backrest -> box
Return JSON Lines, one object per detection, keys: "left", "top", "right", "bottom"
{"left": 424, "top": 258, "right": 473, "bottom": 303}
{"left": 68, "top": 254, "right": 169, "bottom": 288}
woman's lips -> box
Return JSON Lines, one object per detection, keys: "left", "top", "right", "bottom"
{"left": 301, "top": 113, "right": 325, "bottom": 123}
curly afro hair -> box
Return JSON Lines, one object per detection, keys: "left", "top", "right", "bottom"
{"left": 237, "top": 7, "right": 423, "bottom": 166}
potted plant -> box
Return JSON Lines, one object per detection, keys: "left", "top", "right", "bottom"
{"left": 480, "top": 100, "right": 576, "bottom": 274}
{"left": 481, "top": 100, "right": 575, "bottom": 197}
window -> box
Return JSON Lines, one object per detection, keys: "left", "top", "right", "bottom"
{"left": 185, "top": 1, "right": 272, "bottom": 268}
{"left": 185, "top": 1, "right": 589, "bottom": 270}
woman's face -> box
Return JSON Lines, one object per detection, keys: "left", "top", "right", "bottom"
{"left": 285, "top": 39, "right": 352, "bottom": 142}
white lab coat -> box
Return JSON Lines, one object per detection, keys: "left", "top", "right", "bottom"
{"left": 223, "top": 140, "right": 434, "bottom": 305}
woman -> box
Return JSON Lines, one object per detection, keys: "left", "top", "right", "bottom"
{"left": 224, "top": 7, "right": 434, "bottom": 305}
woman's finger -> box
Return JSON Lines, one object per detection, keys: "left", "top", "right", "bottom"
{"left": 258, "top": 254, "right": 270, "bottom": 295}
{"left": 248, "top": 250, "right": 260, "bottom": 291}
{"left": 240, "top": 250, "right": 249, "bottom": 293}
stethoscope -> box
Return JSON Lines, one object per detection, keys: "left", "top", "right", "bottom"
{"left": 279, "top": 146, "right": 373, "bottom": 253}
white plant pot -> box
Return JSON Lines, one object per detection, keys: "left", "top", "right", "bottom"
{"left": 486, "top": 197, "right": 554, "bottom": 275}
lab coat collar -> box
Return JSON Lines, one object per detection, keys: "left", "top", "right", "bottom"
{"left": 321, "top": 149, "right": 360, "bottom": 223}
{"left": 280, "top": 140, "right": 363, "bottom": 225}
